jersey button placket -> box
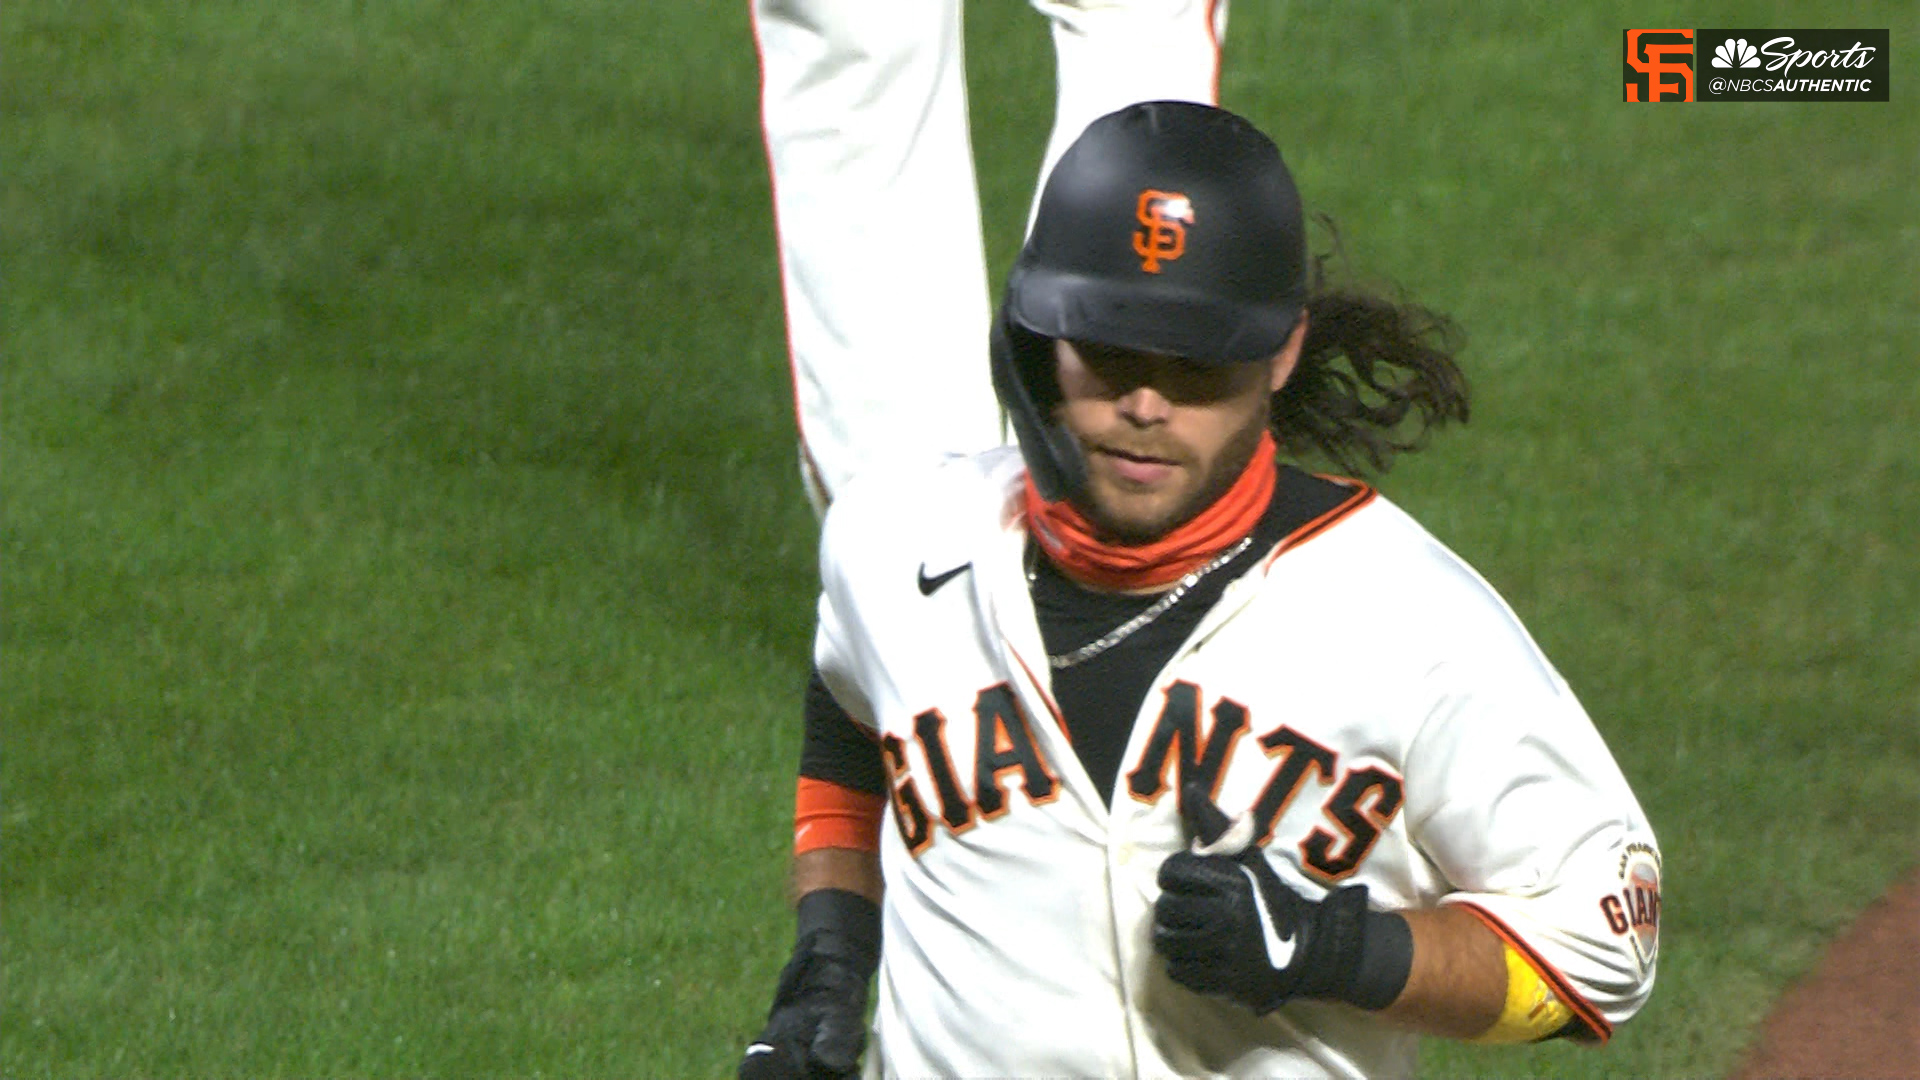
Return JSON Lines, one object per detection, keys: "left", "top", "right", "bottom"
{"left": 1103, "top": 825, "right": 1148, "bottom": 1080}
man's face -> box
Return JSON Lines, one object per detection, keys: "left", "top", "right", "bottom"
{"left": 1052, "top": 326, "right": 1302, "bottom": 543}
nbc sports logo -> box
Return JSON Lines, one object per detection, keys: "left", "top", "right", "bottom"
{"left": 1711, "top": 38, "right": 1762, "bottom": 68}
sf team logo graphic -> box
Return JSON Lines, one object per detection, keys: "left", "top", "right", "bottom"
{"left": 1133, "top": 189, "right": 1193, "bottom": 273}
{"left": 1625, "top": 28, "right": 1887, "bottom": 102}
{"left": 1624, "top": 29, "right": 1695, "bottom": 101}
{"left": 1601, "top": 842, "right": 1663, "bottom": 969}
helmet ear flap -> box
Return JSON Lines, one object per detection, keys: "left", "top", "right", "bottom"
{"left": 990, "top": 304, "right": 1086, "bottom": 504}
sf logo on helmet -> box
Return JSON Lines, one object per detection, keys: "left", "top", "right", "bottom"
{"left": 1133, "top": 190, "right": 1193, "bottom": 273}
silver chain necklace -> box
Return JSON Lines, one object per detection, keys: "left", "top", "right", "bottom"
{"left": 1039, "top": 535, "right": 1255, "bottom": 670}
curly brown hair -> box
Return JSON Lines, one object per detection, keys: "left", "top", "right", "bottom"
{"left": 1271, "top": 224, "right": 1471, "bottom": 475}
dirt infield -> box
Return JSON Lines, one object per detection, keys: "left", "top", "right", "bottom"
{"left": 1727, "top": 866, "right": 1920, "bottom": 1079}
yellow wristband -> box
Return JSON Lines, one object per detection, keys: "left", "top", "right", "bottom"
{"left": 1468, "top": 943, "right": 1574, "bottom": 1044}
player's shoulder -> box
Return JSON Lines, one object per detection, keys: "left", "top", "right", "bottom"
{"left": 1290, "top": 479, "right": 1487, "bottom": 590}
{"left": 1276, "top": 478, "right": 1555, "bottom": 666}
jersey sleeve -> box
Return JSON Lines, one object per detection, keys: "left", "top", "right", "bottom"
{"left": 812, "top": 496, "right": 876, "bottom": 730}
{"left": 1400, "top": 586, "right": 1661, "bottom": 1041}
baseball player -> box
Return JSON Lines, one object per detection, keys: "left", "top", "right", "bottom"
{"left": 741, "top": 102, "right": 1662, "bottom": 1079}
{"left": 751, "top": 0, "right": 1231, "bottom": 511}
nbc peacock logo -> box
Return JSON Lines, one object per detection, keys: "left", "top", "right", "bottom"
{"left": 1710, "top": 37, "right": 1762, "bottom": 68}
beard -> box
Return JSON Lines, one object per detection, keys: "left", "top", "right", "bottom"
{"left": 1071, "top": 409, "right": 1273, "bottom": 545}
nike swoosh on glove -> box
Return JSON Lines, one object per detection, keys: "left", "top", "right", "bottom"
{"left": 1152, "top": 781, "right": 1387, "bottom": 1014}
{"left": 739, "top": 889, "right": 879, "bottom": 1080}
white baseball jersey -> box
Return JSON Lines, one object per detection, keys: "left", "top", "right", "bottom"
{"left": 751, "top": 0, "right": 1232, "bottom": 509}
{"left": 814, "top": 448, "right": 1661, "bottom": 1079}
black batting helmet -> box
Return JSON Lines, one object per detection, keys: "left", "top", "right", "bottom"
{"left": 991, "top": 101, "right": 1309, "bottom": 502}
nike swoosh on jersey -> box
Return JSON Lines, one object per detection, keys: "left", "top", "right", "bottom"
{"left": 917, "top": 562, "right": 971, "bottom": 596}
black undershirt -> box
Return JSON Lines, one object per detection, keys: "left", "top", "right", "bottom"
{"left": 1032, "top": 466, "right": 1357, "bottom": 805}
{"left": 800, "top": 466, "right": 1361, "bottom": 809}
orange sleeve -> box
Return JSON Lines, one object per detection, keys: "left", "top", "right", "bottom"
{"left": 795, "top": 776, "right": 886, "bottom": 855}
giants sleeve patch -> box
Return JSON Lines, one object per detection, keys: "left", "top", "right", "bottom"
{"left": 1601, "top": 842, "right": 1662, "bottom": 970}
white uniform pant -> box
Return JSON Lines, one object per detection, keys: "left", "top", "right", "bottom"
{"left": 752, "top": 0, "right": 1230, "bottom": 511}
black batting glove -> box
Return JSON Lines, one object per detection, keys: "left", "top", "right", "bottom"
{"left": 739, "top": 889, "right": 880, "bottom": 1080}
{"left": 1152, "top": 782, "right": 1411, "bottom": 1015}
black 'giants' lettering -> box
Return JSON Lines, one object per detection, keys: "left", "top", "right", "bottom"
{"left": 880, "top": 733, "right": 933, "bottom": 855}
{"left": 913, "top": 708, "right": 976, "bottom": 832}
{"left": 1125, "top": 682, "right": 1250, "bottom": 804}
{"left": 1250, "top": 726, "right": 1338, "bottom": 845}
{"left": 972, "top": 684, "right": 1057, "bottom": 818}
{"left": 1301, "top": 765, "right": 1405, "bottom": 880}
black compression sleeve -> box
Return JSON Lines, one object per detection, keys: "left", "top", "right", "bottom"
{"left": 798, "top": 666, "right": 886, "bottom": 796}
{"left": 795, "top": 888, "right": 882, "bottom": 977}
{"left": 1346, "top": 910, "right": 1415, "bottom": 1010}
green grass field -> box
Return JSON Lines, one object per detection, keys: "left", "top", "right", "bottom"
{"left": 5, "top": 2, "right": 1916, "bottom": 1076}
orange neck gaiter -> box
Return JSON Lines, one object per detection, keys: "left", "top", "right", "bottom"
{"left": 1023, "top": 431, "right": 1277, "bottom": 592}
